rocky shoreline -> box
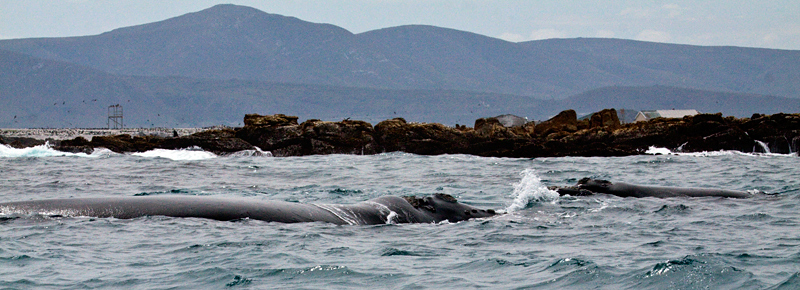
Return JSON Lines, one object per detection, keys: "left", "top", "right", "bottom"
{"left": 2, "top": 109, "right": 799, "bottom": 157}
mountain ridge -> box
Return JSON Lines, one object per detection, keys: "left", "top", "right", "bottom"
{"left": 1, "top": 4, "right": 799, "bottom": 128}
{"left": 3, "top": 49, "right": 799, "bottom": 128}
{"left": 1, "top": 4, "right": 797, "bottom": 99}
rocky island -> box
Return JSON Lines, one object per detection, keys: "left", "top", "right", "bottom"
{"left": 2, "top": 109, "right": 798, "bottom": 157}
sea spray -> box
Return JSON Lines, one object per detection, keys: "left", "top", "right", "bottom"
{"left": 132, "top": 147, "right": 216, "bottom": 161}
{"left": 0, "top": 142, "right": 94, "bottom": 158}
{"left": 646, "top": 146, "right": 795, "bottom": 157}
{"left": 754, "top": 140, "right": 771, "bottom": 153}
{"left": 504, "top": 168, "right": 559, "bottom": 213}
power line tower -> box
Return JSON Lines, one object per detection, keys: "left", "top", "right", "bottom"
{"left": 108, "top": 104, "right": 123, "bottom": 129}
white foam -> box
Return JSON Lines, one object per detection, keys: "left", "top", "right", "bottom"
{"left": 0, "top": 142, "right": 94, "bottom": 158}
{"left": 365, "top": 201, "right": 399, "bottom": 224}
{"left": 226, "top": 147, "right": 273, "bottom": 157}
{"left": 385, "top": 211, "right": 398, "bottom": 224}
{"left": 132, "top": 147, "right": 216, "bottom": 161}
{"left": 644, "top": 146, "right": 674, "bottom": 155}
{"left": 645, "top": 146, "right": 796, "bottom": 157}
{"left": 504, "top": 168, "right": 559, "bottom": 213}
{"left": 754, "top": 140, "right": 771, "bottom": 153}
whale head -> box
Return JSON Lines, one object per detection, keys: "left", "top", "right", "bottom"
{"left": 404, "top": 193, "right": 496, "bottom": 223}
{"left": 576, "top": 178, "right": 613, "bottom": 193}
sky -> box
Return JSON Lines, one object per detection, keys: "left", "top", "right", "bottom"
{"left": 1, "top": 0, "right": 798, "bottom": 50}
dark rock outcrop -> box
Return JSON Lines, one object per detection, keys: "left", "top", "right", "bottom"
{"left": 55, "top": 129, "right": 256, "bottom": 155}
{"left": 534, "top": 109, "right": 578, "bottom": 138}
{"left": 374, "top": 118, "right": 470, "bottom": 155}
{"left": 0, "top": 136, "right": 47, "bottom": 148}
{"left": 22, "top": 110, "right": 800, "bottom": 157}
{"left": 243, "top": 114, "right": 298, "bottom": 127}
{"left": 160, "top": 129, "right": 256, "bottom": 153}
{"left": 589, "top": 109, "right": 621, "bottom": 130}
{"left": 236, "top": 115, "right": 378, "bottom": 156}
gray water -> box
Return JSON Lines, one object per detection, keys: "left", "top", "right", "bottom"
{"left": 1, "top": 145, "right": 799, "bottom": 289}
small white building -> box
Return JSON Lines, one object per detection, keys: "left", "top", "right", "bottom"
{"left": 634, "top": 110, "right": 700, "bottom": 122}
{"left": 494, "top": 114, "right": 528, "bottom": 127}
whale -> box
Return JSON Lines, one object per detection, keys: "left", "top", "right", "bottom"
{"left": 0, "top": 193, "right": 497, "bottom": 225}
{"left": 551, "top": 178, "right": 754, "bottom": 198}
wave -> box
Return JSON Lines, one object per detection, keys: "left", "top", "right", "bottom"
{"left": 1, "top": 143, "right": 271, "bottom": 160}
{"left": 131, "top": 146, "right": 216, "bottom": 161}
{"left": 645, "top": 146, "right": 798, "bottom": 157}
{"left": 504, "top": 168, "right": 559, "bottom": 213}
{"left": 225, "top": 147, "right": 273, "bottom": 157}
{"left": 132, "top": 146, "right": 273, "bottom": 160}
{"left": 0, "top": 143, "right": 108, "bottom": 158}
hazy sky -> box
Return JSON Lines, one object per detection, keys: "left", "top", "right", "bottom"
{"left": 1, "top": 0, "right": 798, "bottom": 50}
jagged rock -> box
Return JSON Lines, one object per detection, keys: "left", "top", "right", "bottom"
{"left": 298, "top": 119, "right": 377, "bottom": 155}
{"left": 474, "top": 117, "right": 520, "bottom": 138}
{"left": 243, "top": 113, "right": 299, "bottom": 127}
{"left": 1, "top": 136, "right": 47, "bottom": 148}
{"left": 474, "top": 117, "right": 499, "bottom": 131}
{"left": 21, "top": 110, "right": 800, "bottom": 157}
{"left": 88, "top": 134, "right": 163, "bottom": 153}
{"left": 237, "top": 115, "right": 378, "bottom": 156}
{"left": 161, "top": 129, "right": 256, "bottom": 154}
{"left": 589, "top": 109, "right": 621, "bottom": 130}
{"left": 236, "top": 124, "right": 305, "bottom": 155}
{"left": 54, "top": 136, "right": 94, "bottom": 154}
{"left": 375, "top": 119, "right": 470, "bottom": 155}
{"left": 740, "top": 113, "right": 800, "bottom": 153}
{"left": 535, "top": 110, "right": 578, "bottom": 138}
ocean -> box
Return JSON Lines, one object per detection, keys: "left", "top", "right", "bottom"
{"left": 1, "top": 144, "right": 798, "bottom": 289}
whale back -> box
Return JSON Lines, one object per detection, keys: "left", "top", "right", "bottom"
{"left": 403, "top": 194, "right": 496, "bottom": 223}
{"left": 575, "top": 178, "right": 752, "bottom": 198}
{"left": 0, "top": 196, "right": 349, "bottom": 224}
{"left": 0, "top": 194, "right": 499, "bottom": 224}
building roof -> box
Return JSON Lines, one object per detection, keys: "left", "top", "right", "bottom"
{"left": 635, "top": 110, "right": 700, "bottom": 121}
{"left": 494, "top": 114, "right": 527, "bottom": 127}
{"left": 653, "top": 110, "right": 700, "bottom": 118}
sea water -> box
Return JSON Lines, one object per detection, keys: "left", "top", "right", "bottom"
{"left": 0, "top": 144, "right": 798, "bottom": 289}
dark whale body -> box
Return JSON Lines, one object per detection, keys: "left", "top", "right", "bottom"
{"left": 552, "top": 178, "right": 753, "bottom": 198}
{"left": 0, "top": 194, "right": 496, "bottom": 225}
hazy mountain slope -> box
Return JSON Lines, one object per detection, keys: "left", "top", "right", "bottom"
{"left": 1, "top": 4, "right": 798, "bottom": 100}
{"left": 355, "top": 25, "right": 564, "bottom": 96}
{"left": 554, "top": 85, "right": 800, "bottom": 118}
{"left": 0, "top": 50, "right": 164, "bottom": 128}
{"left": 2, "top": 5, "right": 799, "bottom": 128}
{"left": 523, "top": 38, "right": 800, "bottom": 98}
{"left": 0, "top": 4, "right": 363, "bottom": 84}
{"left": 0, "top": 49, "right": 542, "bottom": 128}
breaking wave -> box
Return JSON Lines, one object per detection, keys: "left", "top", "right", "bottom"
{"left": 0, "top": 143, "right": 101, "bottom": 158}
{"left": 132, "top": 146, "right": 216, "bottom": 161}
{"left": 504, "top": 168, "right": 559, "bottom": 213}
{"left": 645, "top": 146, "right": 797, "bottom": 157}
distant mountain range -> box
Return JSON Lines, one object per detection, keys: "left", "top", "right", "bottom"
{"left": 1, "top": 4, "right": 798, "bottom": 128}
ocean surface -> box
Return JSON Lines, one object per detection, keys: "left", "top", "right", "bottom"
{"left": 1, "top": 144, "right": 798, "bottom": 289}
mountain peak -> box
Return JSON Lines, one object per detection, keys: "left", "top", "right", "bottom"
{"left": 189, "top": 3, "right": 279, "bottom": 23}
{"left": 104, "top": 3, "right": 294, "bottom": 35}
{"left": 205, "top": 3, "right": 262, "bottom": 13}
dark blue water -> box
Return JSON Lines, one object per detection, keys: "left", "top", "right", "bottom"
{"left": 1, "top": 145, "right": 799, "bottom": 289}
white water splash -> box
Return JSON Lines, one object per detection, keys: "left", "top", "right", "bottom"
{"left": 645, "top": 146, "right": 674, "bottom": 155}
{"left": 226, "top": 147, "right": 273, "bottom": 157}
{"left": 132, "top": 146, "right": 216, "bottom": 161}
{"left": 0, "top": 142, "right": 96, "bottom": 158}
{"left": 754, "top": 140, "right": 771, "bottom": 154}
{"left": 646, "top": 146, "right": 795, "bottom": 157}
{"left": 504, "top": 168, "right": 559, "bottom": 213}
{"left": 365, "top": 201, "right": 399, "bottom": 224}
